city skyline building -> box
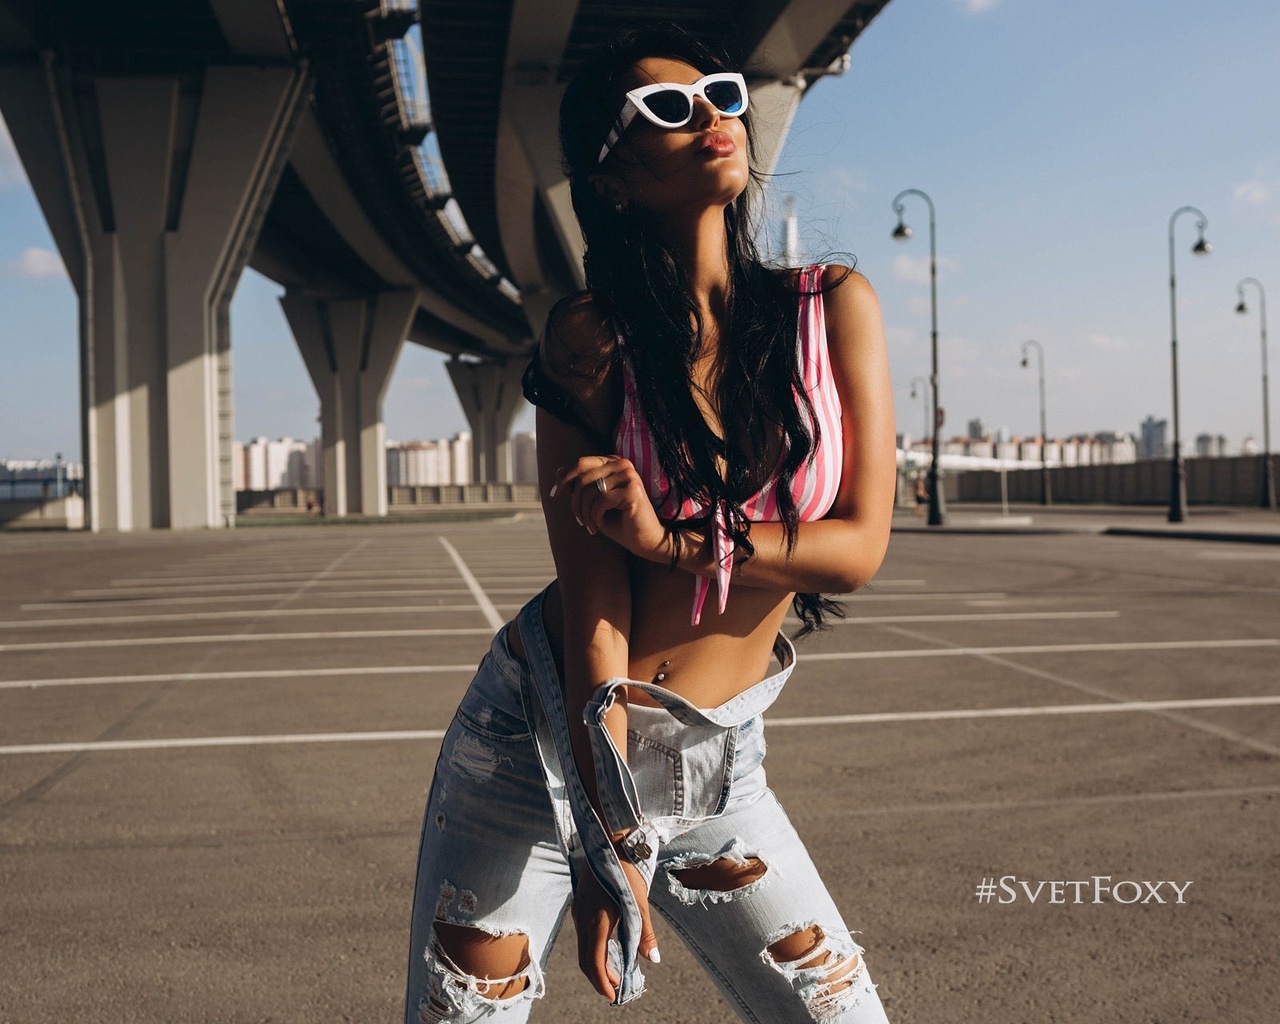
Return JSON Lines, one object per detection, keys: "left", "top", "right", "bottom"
{"left": 1139, "top": 416, "right": 1170, "bottom": 461}
{"left": 905, "top": 430, "right": 1141, "bottom": 467}
{"left": 5, "top": 418, "right": 1259, "bottom": 501}
{"left": 232, "top": 437, "right": 319, "bottom": 492}
{"left": 1194, "top": 433, "right": 1230, "bottom": 458}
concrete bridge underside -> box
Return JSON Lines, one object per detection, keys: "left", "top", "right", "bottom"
{"left": 0, "top": 0, "right": 889, "bottom": 529}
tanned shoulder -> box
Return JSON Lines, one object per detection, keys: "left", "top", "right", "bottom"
{"left": 820, "top": 265, "right": 881, "bottom": 357}
{"left": 538, "top": 290, "right": 622, "bottom": 446}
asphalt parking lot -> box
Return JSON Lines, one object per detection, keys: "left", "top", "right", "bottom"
{"left": 1, "top": 513, "right": 1277, "bottom": 1023}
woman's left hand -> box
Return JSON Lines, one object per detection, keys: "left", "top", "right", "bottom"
{"left": 552, "top": 456, "right": 668, "bottom": 562}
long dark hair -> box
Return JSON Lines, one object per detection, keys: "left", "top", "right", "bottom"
{"left": 556, "top": 22, "right": 856, "bottom": 639}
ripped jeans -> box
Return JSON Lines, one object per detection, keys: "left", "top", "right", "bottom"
{"left": 403, "top": 587, "right": 893, "bottom": 1023}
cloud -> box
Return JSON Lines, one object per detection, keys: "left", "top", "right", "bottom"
{"left": 0, "top": 113, "right": 26, "bottom": 189}
{"left": 825, "top": 165, "right": 870, "bottom": 196}
{"left": 1233, "top": 180, "right": 1271, "bottom": 205}
{"left": 1087, "top": 332, "right": 1131, "bottom": 353}
{"left": 962, "top": 0, "right": 1002, "bottom": 12}
{"left": 1, "top": 247, "right": 67, "bottom": 280}
{"left": 892, "top": 253, "right": 958, "bottom": 284}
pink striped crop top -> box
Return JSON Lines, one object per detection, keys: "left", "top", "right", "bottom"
{"left": 613, "top": 263, "right": 843, "bottom": 626}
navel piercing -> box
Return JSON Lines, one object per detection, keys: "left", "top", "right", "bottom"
{"left": 653, "top": 659, "right": 671, "bottom": 683}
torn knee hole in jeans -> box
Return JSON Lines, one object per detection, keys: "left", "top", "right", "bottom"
{"left": 666, "top": 837, "right": 771, "bottom": 906}
{"left": 762, "top": 921, "right": 878, "bottom": 1022}
{"left": 419, "top": 920, "right": 546, "bottom": 1022}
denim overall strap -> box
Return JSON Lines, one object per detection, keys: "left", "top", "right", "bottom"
{"left": 582, "top": 632, "right": 797, "bottom": 871}
{"left": 515, "top": 588, "right": 649, "bottom": 1006}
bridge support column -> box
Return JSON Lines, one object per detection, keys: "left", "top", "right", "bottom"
{"left": 0, "top": 58, "right": 308, "bottom": 530}
{"left": 281, "top": 290, "right": 416, "bottom": 517}
{"left": 447, "top": 358, "right": 527, "bottom": 483}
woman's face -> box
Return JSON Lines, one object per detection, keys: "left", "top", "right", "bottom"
{"left": 591, "top": 57, "right": 751, "bottom": 217}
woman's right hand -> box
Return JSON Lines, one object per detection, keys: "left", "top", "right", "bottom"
{"left": 571, "top": 853, "right": 660, "bottom": 1001}
{"left": 553, "top": 455, "right": 671, "bottom": 563}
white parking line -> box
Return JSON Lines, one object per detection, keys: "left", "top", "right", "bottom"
{"left": 0, "top": 665, "right": 479, "bottom": 690}
{"left": 767, "top": 694, "right": 1280, "bottom": 726}
{"left": 439, "top": 537, "right": 505, "bottom": 631}
{"left": 821, "top": 785, "right": 1280, "bottom": 817}
{"left": 25, "top": 591, "right": 473, "bottom": 610}
{"left": 22, "top": 588, "right": 544, "bottom": 610}
{"left": 878, "top": 623, "right": 1280, "bottom": 759}
{"left": 100, "top": 571, "right": 551, "bottom": 588}
{"left": 0, "top": 628, "right": 494, "bottom": 653}
{"left": 4, "top": 693, "right": 1277, "bottom": 756}
{"left": 4, "top": 633, "right": 1272, "bottom": 657}
{"left": 801, "top": 638, "right": 1280, "bottom": 660}
{"left": 809, "top": 611, "right": 1121, "bottom": 626}
{"left": 0, "top": 731, "right": 446, "bottom": 755}
{"left": 1, "top": 605, "right": 505, "bottom": 629}
{"left": 489, "top": 593, "right": 1013, "bottom": 613}
{"left": 99, "top": 578, "right": 465, "bottom": 593}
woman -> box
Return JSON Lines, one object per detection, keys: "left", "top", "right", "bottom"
{"left": 404, "top": 23, "right": 896, "bottom": 1024}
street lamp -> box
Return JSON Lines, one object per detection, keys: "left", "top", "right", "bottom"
{"left": 1020, "top": 341, "right": 1051, "bottom": 505}
{"left": 892, "top": 188, "right": 944, "bottom": 525}
{"left": 1167, "top": 205, "right": 1211, "bottom": 523}
{"left": 909, "top": 375, "right": 930, "bottom": 446}
{"left": 1235, "top": 277, "right": 1275, "bottom": 509}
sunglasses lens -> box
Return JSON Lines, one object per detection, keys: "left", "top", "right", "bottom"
{"left": 705, "top": 80, "right": 745, "bottom": 114}
{"left": 643, "top": 88, "right": 693, "bottom": 125}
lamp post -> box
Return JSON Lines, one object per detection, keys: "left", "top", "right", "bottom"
{"left": 909, "top": 375, "right": 930, "bottom": 446}
{"left": 1166, "top": 206, "right": 1211, "bottom": 523}
{"left": 893, "top": 188, "right": 944, "bottom": 525}
{"left": 1020, "top": 341, "right": 1051, "bottom": 505}
{"left": 1236, "top": 277, "right": 1275, "bottom": 509}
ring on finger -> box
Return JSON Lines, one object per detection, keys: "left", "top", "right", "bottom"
{"left": 595, "top": 477, "right": 608, "bottom": 494}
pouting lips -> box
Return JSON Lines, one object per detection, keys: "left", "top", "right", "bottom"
{"left": 699, "top": 132, "right": 736, "bottom": 154}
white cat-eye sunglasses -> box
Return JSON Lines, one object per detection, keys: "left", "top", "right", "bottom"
{"left": 597, "top": 72, "right": 749, "bottom": 164}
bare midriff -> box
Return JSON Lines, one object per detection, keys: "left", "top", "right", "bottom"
{"left": 506, "top": 555, "right": 793, "bottom": 710}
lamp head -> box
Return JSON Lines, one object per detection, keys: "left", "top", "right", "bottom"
{"left": 1020, "top": 356, "right": 1029, "bottom": 368}
{"left": 910, "top": 385, "right": 918, "bottom": 398}
{"left": 1236, "top": 300, "right": 1248, "bottom": 315}
{"left": 892, "top": 220, "right": 912, "bottom": 241}
{"left": 1192, "top": 236, "right": 1211, "bottom": 256}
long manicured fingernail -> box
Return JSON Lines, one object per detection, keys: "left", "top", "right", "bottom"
{"left": 647, "top": 947, "right": 661, "bottom": 964}
{"left": 575, "top": 515, "right": 584, "bottom": 527}
{"left": 549, "top": 483, "right": 558, "bottom": 497}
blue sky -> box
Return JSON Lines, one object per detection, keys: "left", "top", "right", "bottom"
{"left": 2, "top": 0, "right": 1279, "bottom": 462}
